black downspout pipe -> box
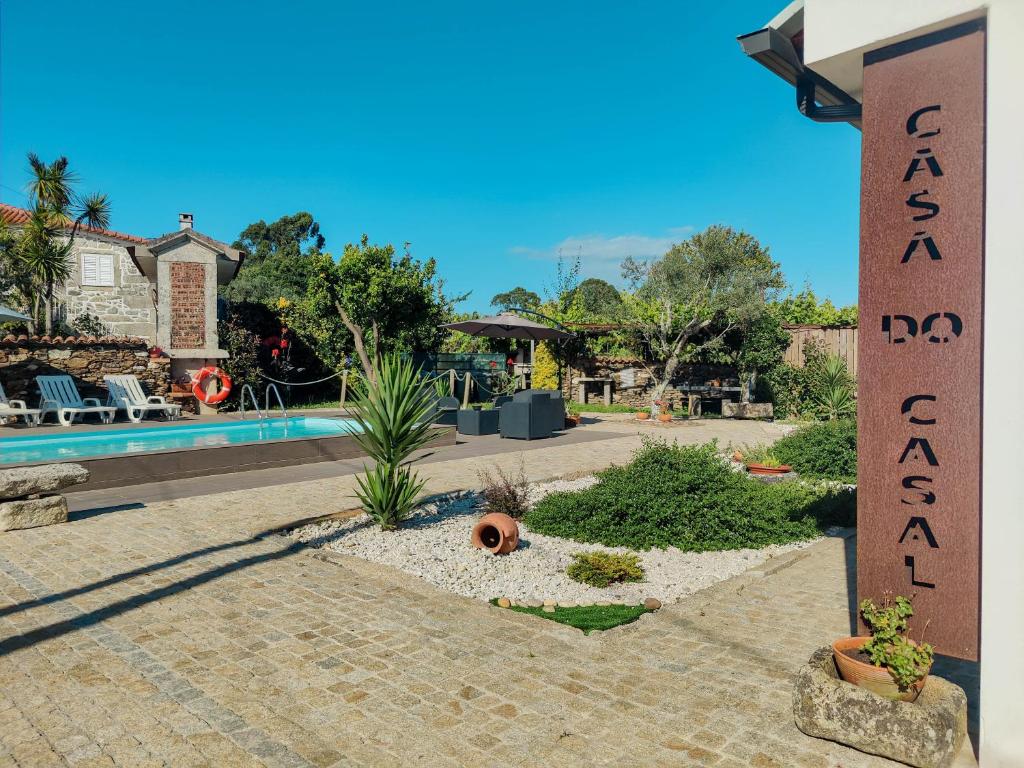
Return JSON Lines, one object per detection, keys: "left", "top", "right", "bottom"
{"left": 796, "top": 76, "right": 863, "bottom": 123}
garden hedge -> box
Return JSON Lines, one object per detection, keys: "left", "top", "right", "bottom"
{"left": 772, "top": 419, "right": 857, "bottom": 483}
{"left": 525, "top": 439, "right": 855, "bottom": 551}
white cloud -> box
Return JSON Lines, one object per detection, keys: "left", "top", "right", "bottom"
{"left": 510, "top": 226, "right": 693, "bottom": 283}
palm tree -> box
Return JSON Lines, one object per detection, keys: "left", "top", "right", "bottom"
{"left": 18, "top": 207, "right": 73, "bottom": 334}
{"left": 21, "top": 154, "right": 112, "bottom": 334}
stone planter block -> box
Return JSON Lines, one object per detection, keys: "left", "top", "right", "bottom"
{"left": 0, "top": 496, "right": 69, "bottom": 531}
{"left": 0, "top": 464, "right": 90, "bottom": 500}
{"left": 793, "top": 647, "right": 967, "bottom": 768}
{"left": 722, "top": 401, "right": 774, "bottom": 419}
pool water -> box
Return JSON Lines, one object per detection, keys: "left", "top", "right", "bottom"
{"left": 0, "top": 417, "right": 362, "bottom": 465}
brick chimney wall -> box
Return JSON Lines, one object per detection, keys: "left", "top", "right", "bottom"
{"left": 169, "top": 262, "right": 206, "bottom": 348}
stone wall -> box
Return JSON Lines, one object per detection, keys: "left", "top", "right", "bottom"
{"left": 54, "top": 233, "right": 158, "bottom": 341}
{"left": 0, "top": 338, "right": 170, "bottom": 404}
{"left": 565, "top": 356, "right": 738, "bottom": 411}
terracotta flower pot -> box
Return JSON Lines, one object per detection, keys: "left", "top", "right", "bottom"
{"left": 745, "top": 463, "right": 792, "bottom": 475}
{"left": 658, "top": 413, "right": 672, "bottom": 422}
{"left": 732, "top": 450, "right": 744, "bottom": 462}
{"left": 636, "top": 412, "right": 650, "bottom": 420}
{"left": 564, "top": 414, "right": 580, "bottom": 428}
{"left": 471, "top": 513, "right": 520, "bottom": 554}
{"left": 832, "top": 636, "right": 929, "bottom": 702}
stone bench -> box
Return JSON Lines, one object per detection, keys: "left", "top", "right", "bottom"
{"left": 0, "top": 464, "right": 90, "bottom": 531}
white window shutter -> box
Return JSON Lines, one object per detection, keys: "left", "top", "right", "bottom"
{"left": 81, "top": 253, "right": 114, "bottom": 286}
{"left": 98, "top": 255, "right": 114, "bottom": 285}
{"left": 82, "top": 254, "right": 98, "bottom": 285}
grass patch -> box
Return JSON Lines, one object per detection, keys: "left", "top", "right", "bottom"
{"left": 288, "top": 398, "right": 344, "bottom": 410}
{"left": 567, "top": 401, "right": 639, "bottom": 415}
{"left": 491, "top": 599, "right": 653, "bottom": 634}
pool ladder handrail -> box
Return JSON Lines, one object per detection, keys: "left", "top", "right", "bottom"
{"left": 265, "top": 383, "right": 289, "bottom": 422}
{"left": 239, "top": 384, "right": 263, "bottom": 421}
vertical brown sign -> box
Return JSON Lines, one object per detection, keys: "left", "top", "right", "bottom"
{"left": 858, "top": 20, "right": 984, "bottom": 661}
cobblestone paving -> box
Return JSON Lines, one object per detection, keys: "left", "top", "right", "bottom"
{"left": 0, "top": 420, "right": 903, "bottom": 766}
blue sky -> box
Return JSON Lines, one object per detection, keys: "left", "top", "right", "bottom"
{"left": 1, "top": 1, "right": 861, "bottom": 314}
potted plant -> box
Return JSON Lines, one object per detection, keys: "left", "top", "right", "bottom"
{"left": 655, "top": 399, "right": 672, "bottom": 422}
{"left": 148, "top": 346, "right": 164, "bottom": 358}
{"left": 833, "top": 594, "right": 934, "bottom": 702}
{"left": 636, "top": 408, "right": 650, "bottom": 420}
{"left": 745, "top": 456, "right": 792, "bottom": 475}
{"left": 741, "top": 446, "right": 792, "bottom": 475}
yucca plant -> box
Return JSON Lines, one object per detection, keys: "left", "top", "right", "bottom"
{"left": 350, "top": 353, "right": 439, "bottom": 529}
{"left": 813, "top": 355, "right": 856, "bottom": 420}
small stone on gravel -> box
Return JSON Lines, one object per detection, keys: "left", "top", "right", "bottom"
{"left": 497, "top": 597, "right": 511, "bottom": 608}
{"left": 644, "top": 597, "right": 663, "bottom": 610}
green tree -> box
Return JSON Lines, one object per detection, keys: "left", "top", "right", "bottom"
{"left": 490, "top": 286, "right": 540, "bottom": 312}
{"left": 621, "top": 225, "right": 784, "bottom": 407}
{"left": 221, "top": 212, "right": 325, "bottom": 307}
{"left": 736, "top": 311, "right": 791, "bottom": 403}
{"left": 773, "top": 285, "right": 857, "bottom": 326}
{"left": 573, "top": 277, "right": 622, "bottom": 318}
{"left": 292, "top": 237, "right": 459, "bottom": 380}
{"left": 8, "top": 154, "right": 112, "bottom": 334}
{"left": 0, "top": 219, "right": 31, "bottom": 329}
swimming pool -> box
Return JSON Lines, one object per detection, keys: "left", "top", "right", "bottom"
{"left": 0, "top": 417, "right": 362, "bottom": 465}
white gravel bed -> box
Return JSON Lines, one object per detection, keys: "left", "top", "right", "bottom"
{"left": 289, "top": 476, "right": 819, "bottom": 605}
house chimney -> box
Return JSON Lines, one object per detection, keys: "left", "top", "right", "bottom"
{"left": 178, "top": 212, "right": 194, "bottom": 230}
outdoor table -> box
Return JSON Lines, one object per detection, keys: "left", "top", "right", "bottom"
{"left": 457, "top": 408, "right": 500, "bottom": 436}
{"left": 576, "top": 377, "right": 613, "bottom": 406}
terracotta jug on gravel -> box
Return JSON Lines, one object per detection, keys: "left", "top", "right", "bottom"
{"left": 471, "top": 513, "right": 519, "bottom": 554}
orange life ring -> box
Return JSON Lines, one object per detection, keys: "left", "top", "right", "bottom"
{"left": 191, "top": 366, "right": 233, "bottom": 405}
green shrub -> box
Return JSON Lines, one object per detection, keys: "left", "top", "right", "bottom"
{"left": 772, "top": 419, "right": 857, "bottom": 483}
{"left": 525, "top": 439, "right": 855, "bottom": 551}
{"left": 860, "top": 595, "right": 934, "bottom": 692}
{"left": 478, "top": 463, "right": 530, "bottom": 519}
{"left": 759, "top": 339, "right": 857, "bottom": 420}
{"left": 566, "top": 552, "right": 644, "bottom": 587}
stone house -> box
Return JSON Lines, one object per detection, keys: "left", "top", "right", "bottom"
{"left": 0, "top": 205, "right": 245, "bottom": 382}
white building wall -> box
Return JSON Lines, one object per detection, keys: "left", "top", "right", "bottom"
{"left": 978, "top": 3, "right": 1024, "bottom": 765}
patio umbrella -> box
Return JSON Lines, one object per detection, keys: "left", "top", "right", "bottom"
{"left": 0, "top": 303, "right": 30, "bottom": 324}
{"left": 440, "top": 312, "right": 572, "bottom": 341}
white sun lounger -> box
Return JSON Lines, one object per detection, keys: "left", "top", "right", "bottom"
{"left": 104, "top": 375, "right": 181, "bottom": 423}
{"left": 36, "top": 375, "right": 117, "bottom": 427}
{"left": 0, "top": 380, "right": 42, "bottom": 426}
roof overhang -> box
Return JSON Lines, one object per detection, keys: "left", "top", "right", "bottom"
{"left": 737, "top": 1, "right": 862, "bottom": 128}
{"left": 127, "top": 231, "right": 245, "bottom": 286}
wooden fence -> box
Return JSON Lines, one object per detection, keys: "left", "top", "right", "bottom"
{"left": 783, "top": 325, "right": 859, "bottom": 376}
